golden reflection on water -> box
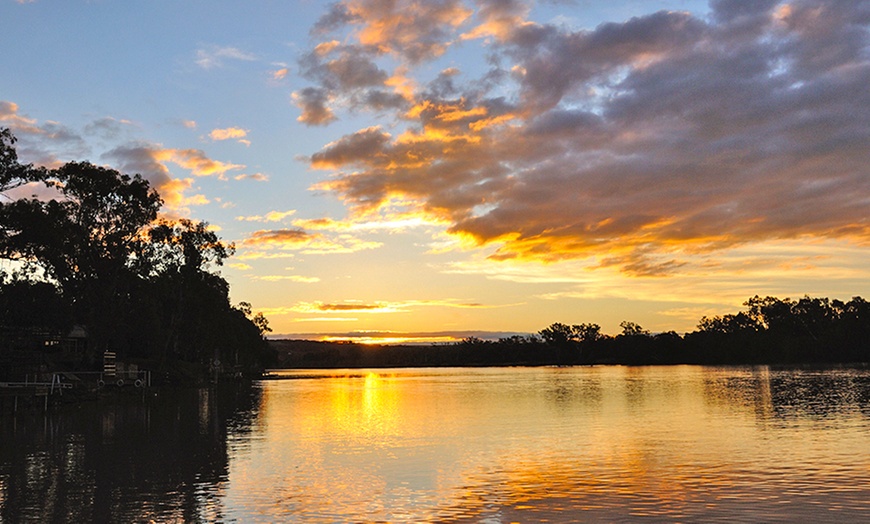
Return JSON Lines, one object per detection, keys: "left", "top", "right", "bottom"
{"left": 227, "top": 367, "right": 870, "bottom": 522}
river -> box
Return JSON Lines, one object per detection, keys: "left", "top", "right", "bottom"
{"left": 1, "top": 366, "right": 869, "bottom": 522}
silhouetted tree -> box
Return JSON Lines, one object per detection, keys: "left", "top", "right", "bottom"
{"left": 0, "top": 128, "right": 46, "bottom": 194}
{"left": 0, "top": 129, "right": 272, "bottom": 376}
{"left": 539, "top": 323, "right": 576, "bottom": 345}
{"left": 619, "top": 321, "right": 649, "bottom": 337}
{"left": 0, "top": 161, "right": 160, "bottom": 357}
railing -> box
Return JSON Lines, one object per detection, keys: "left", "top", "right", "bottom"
{"left": 0, "top": 373, "right": 75, "bottom": 410}
{"left": 65, "top": 370, "right": 151, "bottom": 388}
{"left": 0, "top": 373, "right": 74, "bottom": 394}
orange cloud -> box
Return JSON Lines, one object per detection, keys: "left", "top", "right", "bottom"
{"left": 296, "top": 1, "right": 870, "bottom": 277}
{"left": 252, "top": 275, "right": 321, "bottom": 283}
{"left": 236, "top": 210, "right": 296, "bottom": 222}
{"left": 103, "top": 143, "right": 241, "bottom": 210}
{"left": 288, "top": 299, "right": 503, "bottom": 315}
{"left": 346, "top": 0, "right": 472, "bottom": 63}
{"left": 152, "top": 148, "right": 244, "bottom": 178}
{"left": 0, "top": 101, "right": 41, "bottom": 133}
{"left": 209, "top": 127, "right": 249, "bottom": 142}
{"left": 234, "top": 172, "right": 269, "bottom": 181}
{"left": 242, "top": 228, "right": 382, "bottom": 254}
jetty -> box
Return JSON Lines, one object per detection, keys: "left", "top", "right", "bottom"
{"left": 0, "top": 373, "right": 73, "bottom": 411}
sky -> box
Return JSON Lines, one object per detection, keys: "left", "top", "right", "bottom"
{"left": 1, "top": 0, "right": 869, "bottom": 343}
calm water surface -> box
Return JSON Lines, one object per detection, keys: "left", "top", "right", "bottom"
{"left": 2, "top": 366, "right": 869, "bottom": 522}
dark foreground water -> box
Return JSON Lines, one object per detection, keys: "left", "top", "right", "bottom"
{"left": 2, "top": 366, "right": 869, "bottom": 523}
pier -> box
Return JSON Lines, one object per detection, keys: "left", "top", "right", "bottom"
{"left": 0, "top": 373, "right": 73, "bottom": 411}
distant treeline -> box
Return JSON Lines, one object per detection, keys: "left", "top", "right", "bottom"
{"left": 273, "top": 295, "right": 870, "bottom": 368}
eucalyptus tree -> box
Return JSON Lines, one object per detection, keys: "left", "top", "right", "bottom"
{"left": 0, "top": 160, "right": 161, "bottom": 355}
{"left": 0, "top": 129, "right": 271, "bottom": 372}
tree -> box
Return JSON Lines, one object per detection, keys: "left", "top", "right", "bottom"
{"left": 539, "top": 323, "right": 576, "bottom": 345}
{"left": 0, "top": 161, "right": 161, "bottom": 354}
{"left": 574, "top": 323, "right": 603, "bottom": 342}
{"left": 0, "top": 129, "right": 273, "bottom": 375}
{"left": 144, "top": 218, "right": 234, "bottom": 276}
{"left": 619, "top": 321, "right": 649, "bottom": 337}
{"left": 697, "top": 312, "right": 760, "bottom": 334}
{"left": 1, "top": 128, "right": 45, "bottom": 194}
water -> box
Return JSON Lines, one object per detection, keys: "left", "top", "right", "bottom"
{"left": 2, "top": 366, "right": 869, "bottom": 522}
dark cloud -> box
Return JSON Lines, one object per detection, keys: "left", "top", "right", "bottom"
{"left": 300, "top": 0, "right": 870, "bottom": 274}
{"left": 102, "top": 143, "right": 182, "bottom": 206}
{"left": 244, "top": 228, "right": 314, "bottom": 246}
{"left": 83, "top": 117, "right": 132, "bottom": 140}
{"left": 1, "top": 101, "right": 89, "bottom": 166}
{"left": 312, "top": 2, "right": 360, "bottom": 35}
{"left": 317, "top": 303, "right": 385, "bottom": 311}
{"left": 310, "top": 126, "right": 391, "bottom": 168}
{"left": 293, "top": 87, "right": 337, "bottom": 126}
{"left": 300, "top": 43, "right": 389, "bottom": 90}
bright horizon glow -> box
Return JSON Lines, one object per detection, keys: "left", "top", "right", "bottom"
{"left": 2, "top": 0, "right": 869, "bottom": 343}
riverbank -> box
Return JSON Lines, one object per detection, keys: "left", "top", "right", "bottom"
{"left": 269, "top": 336, "right": 870, "bottom": 369}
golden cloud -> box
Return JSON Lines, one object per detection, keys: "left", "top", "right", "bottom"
{"left": 152, "top": 148, "right": 244, "bottom": 178}
{"left": 209, "top": 127, "right": 249, "bottom": 142}
{"left": 296, "top": 0, "right": 870, "bottom": 277}
{"left": 236, "top": 210, "right": 296, "bottom": 222}
{"left": 234, "top": 172, "right": 269, "bottom": 181}
{"left": 287, "top": 298, "right": 502, "bottom": 315}
{"left": 252, "top": 275, "right": 321, "bottom": 283}
{"left": 242, "top": 228, "right": 382, "bottom": 254}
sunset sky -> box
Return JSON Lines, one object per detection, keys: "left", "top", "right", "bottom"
{"left": 2, "top": 0, "right": 869, "bottom": 342}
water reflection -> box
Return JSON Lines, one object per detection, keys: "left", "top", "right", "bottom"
{"left": 0, "top": 385, "right": 260, "bottom": 523}
{"left": 2, "top": 367, "right": 870, "bottom": 522}
{"left": 231, "top": 367, "right": 870, "bottom": 522}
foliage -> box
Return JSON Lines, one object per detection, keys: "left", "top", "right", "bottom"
{"left": 1, "top": 128, "right": 46, "bottom": 194}
{"left": 0, "top": 128, "right": 272, "bottom": 378}
{"left": 539, "top": 322, "right": 602, "bottom": 345}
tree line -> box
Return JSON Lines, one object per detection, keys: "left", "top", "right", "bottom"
{"left": 478, "top": 295, "right": 870, "bottom": 365}
{"left": 0, "top": 128, "right": 274, "bottom": 381}
{"left": 274, "top": 295, "right": 870, "bottom": 369}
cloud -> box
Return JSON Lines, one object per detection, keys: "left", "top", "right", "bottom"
{"left": 294, "top": 1, "right": 477, "bottom": 125}
{"left": 236, "top": 210, "right": 296, "bottom": 222}
{"left": 208, "top": 127, "right": 249, "bottom": 144}
{"left": 289, "top": 301, "right": 398, "bottom": 314}
{"left": 195, "top": 45, "right": 257, "bottom": 69}
{"left": 83, "top": 117, "right": 135, "bottom": 140}
{"left": 251, "top": 275, "right": 321, "bottom": 283}
{"left": 293, "top": 212, "right": 441, "bottom": 232}
{"left": 242, "top": 228, "right": 382, "bottom": 254}
{"left": 152, "top": 148, "right": 244, "bottom": 178}
{"left": 1, "top": 101, "right": 43, "bottom": 134}
{"left": 102, "top": 143, "right": 192, "bottom": 208}
{"left": 1, "top": 101, "right": 90, "bottom": 165}
{"left": 234, "top": 172, "right": 269, "bottom": 181}
{"left": 309, "top": 126, "right": 391, "bottom": 169}
{"left": 272, "top": 67, "right": 289, "bottom": 80}
{"left": 236, "top": 251, "right": 296, "bottom": 261}
{"left": 462, "top": 0, "right": 531, "bottom": 41}
{"left": 296, "top": 0, "right": 870, "bottom": 276}
{"left": 0, "top": 103, "right": 239, "bottom": 212}
{"left": 293, "top": 87, "right": 337, "bottom": 125}
{"left": 103, "top": 142, "right": 241, "bottom": 208}
{"left": 273, "top": 330, "right": 529, "bottom": 344}
{"left": 288, "top": 299, "right": 504, "bottom": 315}
{"left": 313, "top": 0, "right": 472, "bottom": 64}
